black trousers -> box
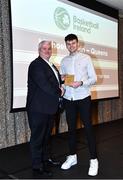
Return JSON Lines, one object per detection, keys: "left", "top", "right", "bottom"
{"left": 64, "top": 96, "right": 97, "bottom": 159}
{"left": 27, "top": 111, "right": 54, "bottom": 169}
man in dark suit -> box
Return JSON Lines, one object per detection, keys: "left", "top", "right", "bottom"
{"left": 26, "top": 40, "right": 64, "bottom": 177}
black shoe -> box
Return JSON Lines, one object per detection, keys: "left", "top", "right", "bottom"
{"left": 33, "top": 167, "right": 44, "bottom": 175}
{"left": 47, "top": 158, "right": 61, "bottom": 166}
{"left": 33, "top": 167, "right": 53, "bottom": 177}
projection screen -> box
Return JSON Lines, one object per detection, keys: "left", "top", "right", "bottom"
{"left": 10, "top": 0, "right": 119, "bottom": 111}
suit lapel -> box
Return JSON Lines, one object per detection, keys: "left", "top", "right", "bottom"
{"left": 52, "top": 64, "right": 61, "bottom": 84}
{"left": 38, "top": 57, "right": 60, "bottom": 86}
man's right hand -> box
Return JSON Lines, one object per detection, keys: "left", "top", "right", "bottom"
{"left": 60, "top": 86, "right": 65, "bottom": 96}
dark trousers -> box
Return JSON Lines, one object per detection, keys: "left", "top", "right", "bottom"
{"left": 64, "top": 96, "right": 97, "bottom": 159}
{"left": 27, "top": 111, "right": 54, "bottom": 169}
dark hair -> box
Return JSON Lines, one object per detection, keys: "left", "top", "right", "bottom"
{"left": 65, "top": 34, "right": 78, "bottom": 42}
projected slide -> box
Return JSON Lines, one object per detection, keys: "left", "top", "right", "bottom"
{"left": 10, "top": 0, "right": 118, "bottom": 110}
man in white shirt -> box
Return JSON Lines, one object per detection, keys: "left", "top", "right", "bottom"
{"left": 60, "top": 34, "right": 99, "bottom": 176}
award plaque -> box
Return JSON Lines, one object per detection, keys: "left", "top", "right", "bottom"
{"left": 64, "top": 74, "right": 74, "bottom": 86}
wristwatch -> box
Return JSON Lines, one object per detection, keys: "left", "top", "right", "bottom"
{"left": 80, "top": 81, "right": 83, "bottom": 86}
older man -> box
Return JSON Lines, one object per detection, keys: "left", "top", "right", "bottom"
{"left": 26, "top": 41, "right": 64, "bottom": 177}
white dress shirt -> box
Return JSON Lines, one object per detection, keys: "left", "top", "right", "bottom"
{"left": 60, "top": 52, "right": 97, "bottom": 100}
{"left": 44, "top": 59, "right": 60, "bottom": 84}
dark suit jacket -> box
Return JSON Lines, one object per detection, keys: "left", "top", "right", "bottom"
{"left": 26, "top": 56, "right": 61, "bottom": 114}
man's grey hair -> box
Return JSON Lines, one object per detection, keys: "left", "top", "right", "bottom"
{"left": 38, "top": 40, "right": 52, "bottom": 51}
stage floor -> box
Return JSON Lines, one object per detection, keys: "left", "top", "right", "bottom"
{"left": 0, "top": 119, "right": 123, "bottom": 179}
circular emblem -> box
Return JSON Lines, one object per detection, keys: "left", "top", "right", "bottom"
{"left": 54, "top": 7, "right": 70, "bottom": 30}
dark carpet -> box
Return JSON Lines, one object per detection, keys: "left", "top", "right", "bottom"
{"left": 0, "top": 119, "right": 123, "bottom": 179}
